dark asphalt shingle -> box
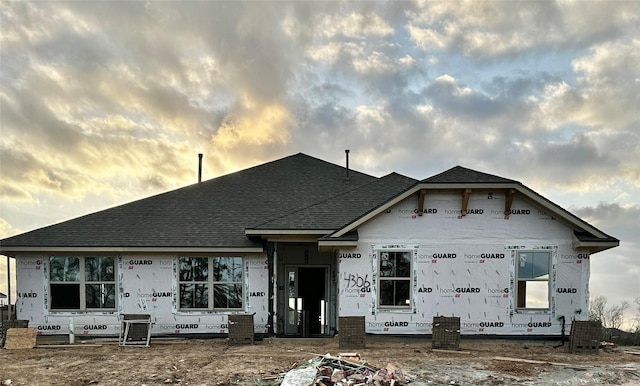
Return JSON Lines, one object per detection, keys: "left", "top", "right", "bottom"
{"left": 250, "top": 172, "right": 418, "bottom": 231}
{"left": 0, "top": 154, "right": 618, "bottom": 250}
{"left": 0, "top": 153, "right": 377, "bottom": 248}
{"left": 423, "top": 165, "right": 517, "bottom": 184}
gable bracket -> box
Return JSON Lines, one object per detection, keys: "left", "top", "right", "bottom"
{"left": 417, "top": 189, "right": 427, "bottom": 216}
{"left": 504, "top": 189, "right": 516, "bottom": 217}
{"left": 461, "top": 188, "right": 472, "bottom": 216}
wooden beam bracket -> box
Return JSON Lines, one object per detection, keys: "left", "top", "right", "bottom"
{"left": 418, "top": 189, "right": 427, "bottom": 216}
{"left": 504, "top": 189, "right": 516, "bottom": 217}
{"left": 461, "top": 189, "right": 472, "bottom": 216}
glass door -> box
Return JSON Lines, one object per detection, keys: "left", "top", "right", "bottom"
{"left": 284, "top": 266, "right": 328, "bottom": 336}
{"left": 285, "top": 268, "right": 302, "bottom": 335}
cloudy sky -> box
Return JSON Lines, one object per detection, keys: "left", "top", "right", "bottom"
{"left": 1, "top": 1, "right": 638, "bottom": 326}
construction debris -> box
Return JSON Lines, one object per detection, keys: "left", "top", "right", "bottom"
{"left": 278, "top": 354, "right": 409, "bottom": 386}
{"left": 3, "top": 328, "right": 36, "bottom": 350}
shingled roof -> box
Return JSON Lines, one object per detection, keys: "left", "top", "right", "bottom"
{"left": 0, "top": 155, "right": 618, "bottom": 253}
{"left": 0, "top": 153, "right": 378, "bottom": 250}
{"left": 422, "top": 165, "right": 518, "bottom": 184}
{"left": 249, "top": 172, "right": 418, "bottom": 232}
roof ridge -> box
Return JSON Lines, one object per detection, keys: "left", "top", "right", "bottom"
{"left": 422, "top": 165, "right": 518, "bottom": 184}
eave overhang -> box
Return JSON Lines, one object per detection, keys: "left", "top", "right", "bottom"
{"left": 572, "top": 233, "right": 620, "bottom": 254}
{"left": 0, "top": 246, "right": 265, "bottom": 254}
{"left": 245, "top": 229, "right": 334, "bottom": 236}
{"left": 245, "top": 229, "right": 336, "bottom": 243}
{"left": 317, "top": 240, "right": 359, "bottom": 252}
{"left": 318, "top": 230, "right": 359, "bottom": 251}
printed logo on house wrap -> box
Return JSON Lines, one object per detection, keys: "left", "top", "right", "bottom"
{"left": 556, "top": 287, "right": 577, "bottom": 294}
{"left": 465, "top": 321, "right": 505, "bottom": 332}
{"left": 419, "top": 252, "right": 456, "bottom": 264}
{"left": 19, "top": 291, "right": 38, "bottom": 298}
{"left": 19, "top": 260, "right": 42, "bottom": 269}
{"left": 444, "top": 209, "right": 484, "bottom": 217}
{"left": 439, "top": 287, "right": 481, "bottom": 297}
{"left": 206, "top": 324, "right": 229, "bottom": 330}
{"left": 135, "top": 291, "right": 172, "bottom": 301}
{"left": 513, "top": 322, "right": 553, "bottom": 332}
{"left": 37, "top": 325, "right": 62, "bottom": 331}
{"left": 339, "top": 253, "right": 362, "bottom": 259}
{"left": 486, "top": 288, "right": 509, "bottom": 298}
{"left": 433, "top": 253, "right": 456, "bottom": 259}
{"left": 506, "top": 209, "right": 531, "bottom": 215}
{"left": 175, "top": 324, "right": 199, "bottom": 329}
{"left": 128, "top": 259, "right": 153, "bottom": 265}
{"left": 368, "top": 321, "right": 409, "bottom": 332}
{"left": 464, "top": 253, "right": 505, "bottom": 263}
{"left": 138, "top": 291, "right": 172, "bottom": 299}
{"left": 465, "top": 321, "right": 505, "bottom": 331}
{"left": 127, "top": 259, "right": 152, "bottom": 269}
{"left": 561, "top": 253, "right": 589, "bottom": 264}
{"left": 397, "top": 208, "right": 437, "bottom": 218}
{"left": 83, "top": 325, "right": 108, "bottom": 331}
{"left": 455, "top": 287, "right": 481, "bottom": 293}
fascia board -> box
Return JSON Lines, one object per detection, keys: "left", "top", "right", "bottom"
{"left": 572, "top": 234, "right": 619, "bottom": 253}
{"left": 262, "top": 235, "right": 326, "bottom": 243}
{"left": 245, "top": 229, "right": 334, "bottom": 235}
{"left": 317, "top": 240, "right": 359, "bottom": 247}
{"left": 420, "top": 183, "right": 520, "bottom": 190}
{"left": 515, "top": 186, "right": 612, "bottom": 239}
{"left": 0, "top": 246, "right": 264, "bottom": 254}
{"left": 332, "top": 187, "right": 422, "bottom": 237}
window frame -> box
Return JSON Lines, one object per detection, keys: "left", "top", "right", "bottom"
{"left": 48, "top": 256, "right": 116, "bottom": 312}
{"left": 178, "top": 256, "right": 244, "bottom": 311}
{"left": 515, "top": 251, "right": 551, "bottom": 311}
{"left": 377, "top": 250, "right": 413, "bottom": 309}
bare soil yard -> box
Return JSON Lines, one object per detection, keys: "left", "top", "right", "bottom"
{"left": 1, "top": 335, "right": 639, "bottom": 386}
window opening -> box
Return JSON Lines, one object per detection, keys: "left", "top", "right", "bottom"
{"left": 179, "top": 257, "right": 243, "bottom": 310}
{"left": 378, "top": 251, "right": 412, "bottom": 308}
{"left": 49, "top": 256, "right": 115, "bottom": 311}
{"left": 516, "top": 251, "right": 550, "bottom": 309}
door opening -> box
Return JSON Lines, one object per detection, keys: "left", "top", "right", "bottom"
{"left": 285, "top": 266, "right": 327, "bottom": 336}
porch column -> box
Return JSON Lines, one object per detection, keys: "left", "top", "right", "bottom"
{"left": 266, "top": 242, "right": 275, "bottom": 336}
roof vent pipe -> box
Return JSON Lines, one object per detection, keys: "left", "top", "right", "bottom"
{"left": 345, "top": 149, "right": 350, "bottom": 182}
{"left": 198, "top": 153, "right": 203, "bottom": 183}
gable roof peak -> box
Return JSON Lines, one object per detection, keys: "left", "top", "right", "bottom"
{"left": 422, "top": 165, "right": 518, "bottom": 184}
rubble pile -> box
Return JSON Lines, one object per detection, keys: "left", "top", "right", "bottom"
{"left": 278, "top": 354, "right": 410, "bottom": 386}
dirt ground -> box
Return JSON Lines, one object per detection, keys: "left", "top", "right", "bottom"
{"left": 1, "top": 335, "right": 639, "bottom": 386}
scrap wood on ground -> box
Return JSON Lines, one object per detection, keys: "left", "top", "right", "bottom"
{"left": 260, "top": 353, "right": 410, "bottom": 386}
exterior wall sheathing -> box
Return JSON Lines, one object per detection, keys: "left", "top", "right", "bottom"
{"left": 13, "top": 191, "right": 591, "bottom": 338}
{"left": 337, "top": 192, "right": 590, "bottom": 336}
{"left": 14, "top": 254, "right": 270, "bottom": 337}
